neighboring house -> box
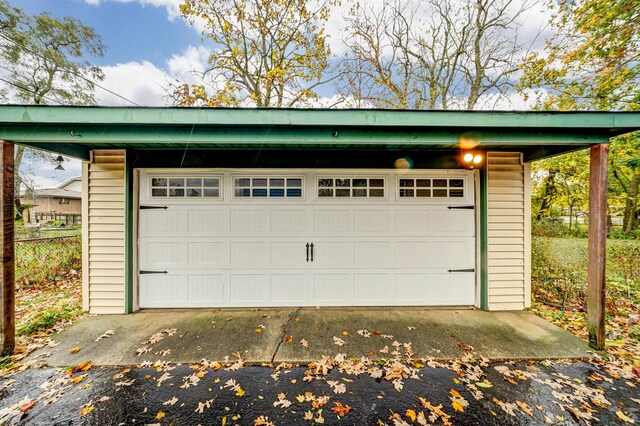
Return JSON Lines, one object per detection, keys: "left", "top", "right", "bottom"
{"left": 1, "top": 106, "right": 638, "bottom": 322}
{"left": 21, "top": 176, "right": 82, "bottom": 225}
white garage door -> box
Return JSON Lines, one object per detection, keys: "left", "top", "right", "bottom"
{"left": 138, "top": 169, "right": 476, "bottom": 308}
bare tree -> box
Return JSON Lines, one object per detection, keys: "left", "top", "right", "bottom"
{"left": 339, "top": 0, "right": 538, "bottom": 110}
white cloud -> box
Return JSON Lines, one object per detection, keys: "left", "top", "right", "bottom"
{"left": 96, "top": 44, "right": 211, "bottom": 106}
{"left": 85, "top": 0, "right": 183, "bottom": 20}
{"left": 167, "top": 45, "right": 210, "bottom": 83}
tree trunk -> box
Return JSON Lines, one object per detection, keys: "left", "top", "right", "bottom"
{"left": 536, "top": 170, "right": 557, "bottom": 220}
{"left": 623, "top": 172, "right": 640, "bottom": 234}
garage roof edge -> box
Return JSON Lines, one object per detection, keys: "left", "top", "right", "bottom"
{"left": 1, "top": 105, "right": 639, "bottom": 135}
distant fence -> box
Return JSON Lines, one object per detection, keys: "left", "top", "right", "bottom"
{"left": 15, "top": 235, "right": 82, "bottom": 286}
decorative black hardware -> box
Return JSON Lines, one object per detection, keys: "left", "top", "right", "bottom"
{"left": 140, "top": 270, "right": 168, "bottom": 274}
{"left": 447, "top": 205, "right": 474, "bottom": 210}
{"left": 140, "top": 205, "right": 168, "bottom": 210}
{"left": 447, "top": 268, "right": 475, "bottom": 273}
{"left": 310, "top": 243, "right": 314, "bottom": 262}
{"left": 306, "top": 243, "right": 310, "bottom": 262}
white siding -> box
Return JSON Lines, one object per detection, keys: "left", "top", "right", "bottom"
{"left": 84, "top": 150, "right": 126, "bottom": 314}
{"left": 487, "top": 152, "right": 529, "bottom": 310}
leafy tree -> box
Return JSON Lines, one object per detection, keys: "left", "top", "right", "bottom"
{"left": 174, "top": 0, "right": 337, "bottom": 107}
{"left": 0, "top": 0, "right": 105, "bottom": 218}
{"left": 521, "top": 0, "right": 640, "bottom": 234}
{"left": 338, "top": 0, "right": 536, "bottom": 109}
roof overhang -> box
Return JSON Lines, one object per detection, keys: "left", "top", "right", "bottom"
{"left": 1, "top": 105, "right": 639, "bottom": 162}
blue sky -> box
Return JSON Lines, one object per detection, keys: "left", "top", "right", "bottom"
{"left": 12, "top": 0, "right": 197, "bottom": 66}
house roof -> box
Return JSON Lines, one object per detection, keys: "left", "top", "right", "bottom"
{"left": 56, "top": 176, "right": 82, "bottom": 189}
{"left": 1, "top": 105, "right": 639, "bottom": 161}
{"left": 22, "top": 188, "right": 81, "bottom": 199}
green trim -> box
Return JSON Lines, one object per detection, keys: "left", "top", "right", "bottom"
{"left": 1, "top": 105, "right": 640, "bottom": 133}
{"left": 2, "top": 125, "right": 610, "bottom": 146}
{"left": 16, "top": 142, "right": 91, "bottom": 160}
{"left": 479, "top": 167, "right": 489, "bottom": 311}
{"left": 124, "top": 150, "right": 134, "bottom": 314}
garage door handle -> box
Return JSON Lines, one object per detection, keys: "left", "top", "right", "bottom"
{"left": 140, "top": 270, "right": 168, "bottom": 274}
{"left": 306, "top": 243, "right": 309, "bottom": 262}
{"left": 310, "top": 243, "right": 314, "bottom": 262}
{"left": 447, "top": 268, "right": 475, "bottom": 273}
{"left": 447, "top": 205, "right": 474, "bottom": 210}
{"left": 140, "top": 205, "right": 168, "bottom": 210}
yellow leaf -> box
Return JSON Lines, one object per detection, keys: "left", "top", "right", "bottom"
{"left": 255, "top": 328, "right": 263, "bottom": 334}
{"left": 155, "top": 411, "right": 166, "bottom": 420}
{"left": 79, "top": 405, "right": 94, "bottom": 416}
{"left": 222, "top": 416, "right": 227, "bottom": 425}
{"left": 406, "top": 409, "right": 417, "bottom": 421}
{"left": 450, "top": 389, "right": 462, "bottom": 398}
{"left": 476, "top": 380, "right": 493, "bottom": 388}
{"left": 451, "top": 399, "right": 465, "bottom": 412}
{"left": 296, "top": 395, "right": 305, "bottom": 403}
{"left": 616, "top": 410, "right": 635, "bottom": 424}
{"left": 236, "top": 388, "right": 246, "bottom": 397}
{"left": 342, "top": 331, "right": 349, "bottom": 336}
{"left": 516, "top": 401, "right": 533, "bottom": 417}
{"left": 69, "top": 347, "right": 81, "bottom": 354}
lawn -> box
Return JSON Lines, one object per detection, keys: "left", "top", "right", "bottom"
{"left": 1, "top": 237, "right": 84, "bottom": 371}
{"left": 531, "top": 236, "right": 640, "bottom": 365}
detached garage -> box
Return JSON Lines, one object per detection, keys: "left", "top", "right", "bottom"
{"left": 1, "top": 107, "right": 638, "bottom": 333}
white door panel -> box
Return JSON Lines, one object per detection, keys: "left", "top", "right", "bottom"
{"left": 138, "top": 169, "right": 476, "bottom": 308}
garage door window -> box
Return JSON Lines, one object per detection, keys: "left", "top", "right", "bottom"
{"left": 150, "top": 177, "right": 220, "bottom": 198}
{"left": 398, "top": 178, "right": 464, "bottom": 198}
{"left": 317, "top": 178, "right": 385, "bottom": 198}
{"left": 234, "top": 177, "right": 303, "bottom": 198}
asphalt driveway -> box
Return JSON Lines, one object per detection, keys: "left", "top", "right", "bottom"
{"left": 1, "top": 359, "right": 638, "bottom": 425}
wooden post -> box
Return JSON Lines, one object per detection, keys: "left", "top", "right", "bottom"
{"left": 587, "top": 144, "right": 608, "bottom": 350}
{"left": 0, "top": 141, "right": 14, "bottom": 356}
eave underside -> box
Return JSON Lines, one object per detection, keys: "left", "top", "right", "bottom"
{"left": 2, "top": 124, "right": 609, "bottom": 162}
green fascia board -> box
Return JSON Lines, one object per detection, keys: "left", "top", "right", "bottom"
{"left": 1, "top": 105, "right": 640, "bottom": 134}
{"left": 1, "top": 124, "right": 609, "bottom": 146}
{"left": 19, "top": 142, "right": 91, "bottom": 160}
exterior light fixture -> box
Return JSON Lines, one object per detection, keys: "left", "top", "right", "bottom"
{"left": 55, "top": 155, "right": 65, "bottom": 171}
{"left": 461, "top": 151, "right": 484, "bottom": 169}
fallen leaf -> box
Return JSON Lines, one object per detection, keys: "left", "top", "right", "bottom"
{"left": 254, "top": 415, "right": 275, "bottom": 426}
{"left": 69, "top": 346, "right": 81, "bottom": 354}
{"left": 616, "top": 410, "right": 635, "bottom": 424}
{"left": 408, "top": 326, "right": 416, "bottom": 330}
{"left": 95, "top": 329, "right": 115, "bottom": 341}
{"left": 20, "top": 398, "right": 36, "bottom": 414}
{"left": 285, "top": 336, "right": 293, "bottom": 343}
{"left": 273, "top": 393, "right": 292, "bottom": 409}
{"left": 163, "top": 397, "right": 178, "bottom": 406}
{"left": 451, "top": 399, "right": 466, "bottom": 412}
{"left": 333, "top": 336, "right": 346, "bottom": 346}
{"left": 327, "top": 380, "right": 347, "bottom": 394}
{"left": 475, "top": 380, "right": 493, "bottom": 388}
{"left": 332, "top": 402, "right": 352, "bottom": 417}
{"left": 405, "top": 409, "right": 417, "bottom": 421}
{"left": 342, "top": 331, "right": 349, "bottom": 336}
{"left": 516, "top": 400, "right": 533, "bottom": 417}
{"left": 300, "top": 339, "right": 309, "bottom": 348}
{"left": 79, "top": 405, "right": 94, "bottom": 416}
{"left": 255, "top": 328, "right": 263, "bottom": 334}
{"left": 155, "top": 411, "right": 166, "bottom": 420}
